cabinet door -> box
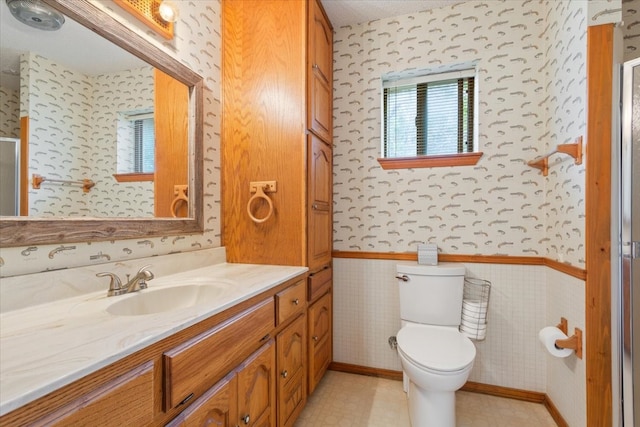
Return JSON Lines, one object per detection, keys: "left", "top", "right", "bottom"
{"left": 308, "top": 291, "right": 332, "bottom": 394}
{"left": 307, "top": 134, "right": 332, "bottom": 272}
{"left": 166, "top": 373, "right": 238, "bottom": 427}
{"left": 237, "top": 341, "right": 276, "bottom": 427}
{"left": 277, "top": 314, "right": 307, "bottom": 427}
{"left": 307, "top": 0, "right": 333, "bottom": 142}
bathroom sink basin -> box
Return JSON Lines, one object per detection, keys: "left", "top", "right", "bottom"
{"left": 106, "top": 284, "right": 226, "bottom": 316}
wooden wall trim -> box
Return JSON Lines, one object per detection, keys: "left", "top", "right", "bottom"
{"left": 544, "top": 395, "right": 570, "bottom": 427}
{"left": 332, "top": 251, "right": 587, "bottom": 280}
{"left": 461, "top": 381, "right": 545, "bottom": 404}
{"left": 329, "top": 362, "right": 403, "bottom": 381}
{"left": 585, "top": 23, "right": 614, "bottom": 427}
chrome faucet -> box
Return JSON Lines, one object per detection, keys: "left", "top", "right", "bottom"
{"left": 97, "top": 265, "right": 154, "bottom": 297}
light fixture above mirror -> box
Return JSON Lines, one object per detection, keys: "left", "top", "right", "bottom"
{"left": 113, "top": 0, "right": 174, "bottom": 39}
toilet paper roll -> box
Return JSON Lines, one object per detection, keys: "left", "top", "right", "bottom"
{"left": 538, "top": 326, "right": 574, "bottom": 358}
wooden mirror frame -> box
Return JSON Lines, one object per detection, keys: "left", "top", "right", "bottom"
{"left": 0, "top": 0, "right": 204, "bottom": 247}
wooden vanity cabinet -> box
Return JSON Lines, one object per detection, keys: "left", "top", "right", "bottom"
{"left": 0, "top": 275, "right": 309, "bottom": 427}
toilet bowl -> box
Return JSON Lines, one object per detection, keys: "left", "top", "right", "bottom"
{"left": 395, "top": 262, "right": 476, "bottom": 427}
{"left": 397, "top": 323, "right": 476, "bottom": 427}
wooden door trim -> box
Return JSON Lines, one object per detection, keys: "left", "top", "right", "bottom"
{"left": 585, "top": 23, "right": 614, "bottom": 426}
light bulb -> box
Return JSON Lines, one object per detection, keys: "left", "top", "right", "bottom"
{"left": 158, "top": 0, "right": 179, "bottom": 23}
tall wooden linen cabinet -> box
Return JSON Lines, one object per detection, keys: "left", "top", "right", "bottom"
{"left": 222, "top": 0, "right": 333, "bottom": 424}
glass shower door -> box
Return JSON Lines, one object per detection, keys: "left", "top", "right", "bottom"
{"left": 0, "top": 137, "right": 20, "bottom": 216}
{"left": 621, "top": 57, "right": 640, "bottom": 427}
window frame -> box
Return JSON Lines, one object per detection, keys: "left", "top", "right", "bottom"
{"left": 378, "top": 68, "right": 482, "bottom": 169}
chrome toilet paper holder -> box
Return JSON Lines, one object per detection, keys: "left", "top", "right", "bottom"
{"left": 555, "top": 317, "right": 583, "bottom": 359}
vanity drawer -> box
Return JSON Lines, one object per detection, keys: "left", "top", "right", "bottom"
{"left": 276, "top": 280, "right": 306, "bottom": 324}
{"left": 307, "top": 267, "right": 331, "bottom": 302}
{"left": 164, "top": 298, "right": 274, "bottom": 409}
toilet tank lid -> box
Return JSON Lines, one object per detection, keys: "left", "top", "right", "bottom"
{"left": 396, "top": 262, "right": 465, "bottom": 276}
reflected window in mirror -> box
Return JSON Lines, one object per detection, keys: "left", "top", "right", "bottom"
{"left": 116, "top": 110, "right": 156, "bottom": 175}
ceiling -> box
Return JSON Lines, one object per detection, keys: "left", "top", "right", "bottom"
{"left": 0, "top": 1, "right": 145, "bottom": 90}
{"left": 320, "top": 0, "right": 463, "bottom": 28}
{"left": 0, "top": 0, "right": 462, "bottom": 90}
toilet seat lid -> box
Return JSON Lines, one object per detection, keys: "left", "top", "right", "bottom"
{"left": 397, "top": 325, "right": 476, "bottom": 372}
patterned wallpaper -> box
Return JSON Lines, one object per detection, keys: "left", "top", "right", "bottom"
{"left": 0, "top": 85, "right": 19, "bottom": 138}
{"left": 623, "top": 0, "right": 640, "bottom": 61}
{"left": 22, "top": 52, "right": 93, "bottom": 217}
{"left": 541, "top": 1, "right": 587, "bottom": 265}
{"left": 87, "top": 66, "right": 155, "bottom": 217}
{"left": 333, "top": 0, "right": 555, "bottom": 261}
{"left": 0, "top": 0, "right": 221, "bottom": 277}
{"left": 22, "top": 53, "right": 155, "bottom": 217}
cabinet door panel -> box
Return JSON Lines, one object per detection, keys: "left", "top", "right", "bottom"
{"left": 237, "top": 341, "right": 276, "bottom": 427}
{"left": 307, "top": 134, "right": 332, "bottom": 272}
{"left": 279, "top": 370, "right": 305, "bottom": 427}
{"left": 308, "top": 292, "right": 332, "bottom": 394}
{"left": 277, "top": 314, "right": 307, "bottom": 426}
{"left": 166, "top": 373, "right": 237, "bottom": 427}
{"left": 307, "top": 0, "right": 333, "bottom": 142}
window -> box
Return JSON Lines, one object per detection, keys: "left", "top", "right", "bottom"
{"left": 133, "top": 117, "right": 155, "bottom": 173}
{"left": 380, "top": 69, "right": 480, "bottom": 169}
{"left": 115, "top": 110, "right": 155, "bottom": 180}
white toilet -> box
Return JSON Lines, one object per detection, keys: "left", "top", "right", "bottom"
{"left": 395, "top": 262, "right": 476, "bottom": 427}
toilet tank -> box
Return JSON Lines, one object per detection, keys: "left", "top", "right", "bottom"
{"left": 396, "top": 262, "right": 466, "bottom": 326}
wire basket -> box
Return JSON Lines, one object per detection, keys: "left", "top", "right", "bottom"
{"left": 460, "top": 277, "right": 491, "bottom": 341}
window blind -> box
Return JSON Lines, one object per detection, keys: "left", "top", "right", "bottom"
{"left": 134, "top": 118, "right": 155, "bottom": 173}
{"left": 383, "top": 74, "right": 474, "bottom": 158}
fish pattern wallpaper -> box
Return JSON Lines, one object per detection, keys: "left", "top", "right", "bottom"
{"left": 22, "top": 53, "right": 155, "bottom": 217}
{"left": 0, "top": 86, "right": 20, "bottom": 138}
{"left": 624, "top": 0, "right": 640, "bottom": 61}
{"left": 332, "top": 0, "right": 587, "bottom": 268}
{"left": 0, "top": 0, "right": 221, "bottom": 277}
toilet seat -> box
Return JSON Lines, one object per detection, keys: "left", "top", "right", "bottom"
{"left": 397, "top": 324, "right": 476, "bottom": 373}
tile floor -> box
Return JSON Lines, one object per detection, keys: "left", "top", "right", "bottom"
{"left": 295, "top": 371, "right": 558, "bottom": 427}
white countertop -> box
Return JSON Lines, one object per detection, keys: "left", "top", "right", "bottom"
{"left": 0, "top": 262, "right": 307, "bottom": 416}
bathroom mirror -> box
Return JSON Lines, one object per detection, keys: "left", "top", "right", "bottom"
{"left": 0, "top": 0, "right": 203, "bottom": 246}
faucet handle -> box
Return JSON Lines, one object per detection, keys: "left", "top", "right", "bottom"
{"left": 97, "top": 272, "right": 124, "bottom": 297}
{"left": 137, "top": 264, "right": 154, "bottom": 276}
{"left": 137, "top": 265, "right": 154, "bottom": 289}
